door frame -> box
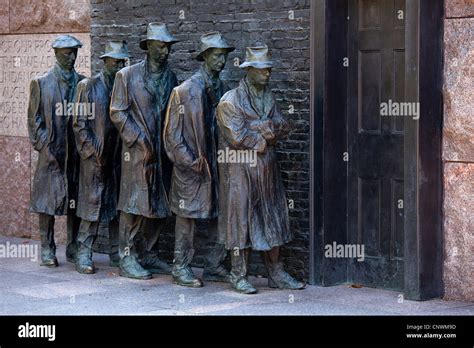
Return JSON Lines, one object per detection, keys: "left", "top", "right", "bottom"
{"left": 309, "top": 0, "right": 444, "bottom": 300}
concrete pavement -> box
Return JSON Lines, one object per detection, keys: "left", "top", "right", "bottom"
{"left": 0, "top": 236, "right": 473, "bottom": 316}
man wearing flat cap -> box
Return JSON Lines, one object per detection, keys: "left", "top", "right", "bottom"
{"left": 110, "top": 23, "right": 178, "bottom": 279}
{"left": 164, "top": 32, "right": 234, "bottom": 287}
{"left": 27, "top": 35, "right": 85, "bottom": 267}
{"left": 216, "top": 45, "right": 306, "bottom": 294}
{"left": 72, "top": 41, "right": 130, "bottom": 274}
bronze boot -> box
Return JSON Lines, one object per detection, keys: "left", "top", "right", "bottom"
{"left": 262, "top": 247, "right": 305, "bottom": 290}
{"left": 119, "top": 255, "right": 152, "bottom": 280}
{"left": 75, "top": 243, "right": 95, "bottom": 274}
{"left": 172, "top": 266, "right": 203, "bottom": 288}
{"left": 39, "top": 213, "right": 58, "bottom": 267}
{"left": 230, "top": 248, "right": 257, "bottom": 294}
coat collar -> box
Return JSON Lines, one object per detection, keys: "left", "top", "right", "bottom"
{"left": 100, "top": 70, "right": 115, "bottom": 96}
{"left": 198, "top": 67, "right": 223, "bottom": 107}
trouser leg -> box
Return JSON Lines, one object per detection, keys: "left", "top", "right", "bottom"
{"left": 229, "top": 248, "right": 256, "bottom": 294}
{"left": 138, "top": 217, "right": 171, "bottom": 273}
{"left": 66, "top": 212, "right": 81, "bottom": 261}
{"left": 171, "top": 216, "right": 202, "bottom": 287}
{"left": 173, "top": 216, "right": 195, "bottom": 271}
{"left": 38, "top": 213, "right": 56, "bottom": 260}
{"left": 203, "top": 218, "right": 228, "bottom": 274}
{"left": 75, "top": 219, "right": 98, "bottom": 274}
{"left": 118, "top": 212, "right": 144, "bottom": 259}
{"left": 141, "top": 217, "right": 165, "bottom": 255}
{"left": 230, "top": 248, "right": 250, "bottom": 281}
{"left": 108, "top": 218, "right": 119, "bottom": 260}
{"left": 77, "top": 219, "right": 99, "bottom": 249}
{"left": 117, "top": 212, "right": 151, "bottom": 279}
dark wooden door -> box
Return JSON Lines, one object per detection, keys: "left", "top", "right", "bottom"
{"left": 347, "top": 0, "right": 406, "bottom": 290}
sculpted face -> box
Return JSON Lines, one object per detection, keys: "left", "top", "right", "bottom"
{"left": 147, "top": 40, "right": 171, "bottom": 66}
{"left": 246, "top": 67, "right": 272, "bottom": 88}
{"left": 54, "top": 48, "right": 78, "bottom": 71}
{"left": 104, "top": 57, "right": 126, "bottom": 76}
{"left": 203, "top": 48, "right": 229, "bottom": 74}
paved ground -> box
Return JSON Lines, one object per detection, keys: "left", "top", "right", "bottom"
{"left": 0, "top": 236, "right": 473, "bottom": 315}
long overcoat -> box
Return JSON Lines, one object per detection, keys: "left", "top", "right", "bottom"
{"left": 73, "top": 72, "right": 121, "bottom": 223}
{"left": 163, "top": 68, "right": 226, "bottom": 219}
{"left": 216, "top": 78, "right": 292, "bottom": 251}
{"left": 27, "top": 65, "right": 85, "bottom": 216}
{"left": 110, "top": 59, "right": 177, "bottom": 218}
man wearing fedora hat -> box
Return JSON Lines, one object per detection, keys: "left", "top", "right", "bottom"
{"left": 72, "top": 41, "right": 130, "bottom": 274}
{"left": 164, "top": 32, "right": 234, "bottom": 287}
{"left": 110, "top": 23, "right": 179, "bottom": 279}
{"left": 27, "top": 35, "right": 86, "bottom": 267}
{"left": 216, "top": 45, "right": 306, "bottom": 294}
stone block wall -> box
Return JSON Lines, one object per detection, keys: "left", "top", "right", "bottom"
{"left": 0, "top": 0, "right": 91, "bottom": 244}
{"left": 442, "top": 0, "right": 474, "bottom": 301}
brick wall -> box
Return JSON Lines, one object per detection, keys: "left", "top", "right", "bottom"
{"left": 90, "top": 0, "right": 311, "bottom": 280}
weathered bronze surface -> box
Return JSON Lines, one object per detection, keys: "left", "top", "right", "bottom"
{"left": 164, "top": 32, "right": 235, "bottom": 287}
{"left": 27, "top": 34, "right": 85, "bottom": 267}
{"left": 109, "top": 23, "right": 178, "bottom": 279}
{"left": 72, "top": 41, "right": 129, "bottom": 274}
{"left": 216, "top": 46, "right": 305, "bottom": 293}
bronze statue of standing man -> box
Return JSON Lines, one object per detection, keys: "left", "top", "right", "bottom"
{"left": 73, "top": 41, "right": 130, "bottom": 274}
{"left": 27, "top": 35, "right": 85, "bottom": 267}
{"left": 110, "top": 23, "right": 178, "bottom": 279}
{"left": 216, "top": 45, "right": 306, "bottom": 294}
{"left": 164, "top": 32, "right": 234, "bottom": 287}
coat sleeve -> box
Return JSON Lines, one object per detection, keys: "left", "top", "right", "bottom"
{"left": 163, "top": 88, "right": 199, "bottom": 170}
{"left": 270, "top": 102, "right": 291, "bottom": 140}
{"left": 110, "top": 70, "right": 141, "bottom": 148}
{"left": 216, "top": 99, "right": 266, "bottom": 152}
{"left": 27, "top": 79, "right": 48, "bottom": 151}
{"left": 254, "top": 102, "right": 291, "bottom": 146}
{"left": 73, "top": 80, "right": 98, "bottom": 160}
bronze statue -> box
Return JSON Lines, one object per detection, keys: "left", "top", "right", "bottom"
{"left": 216, "top": 45, "right": 306, "bottom": 294}
{"left": 27, "top": 35, "right": 85, "bottom": 267}
{"left": 72, "top": 41, "right": 130, "bottom": 274}
{"left": 110, "top": 23, "right": 178, "bottom": 279}
{"left": 164, "top": 32, "right": 235, "bottom": 287}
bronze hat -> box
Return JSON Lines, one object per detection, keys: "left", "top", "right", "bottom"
{"left": 196, "top": 31, "right": 235, "bottom": 61}
{"left": 100, "top": 40, "right": 130, "bottom": 60}
{"left": 52, "top": 35, "right": 83, "bottom": 49}
{"left": 239, "top": 45, "right": 273, "bottom": 69}
{"left": 139, "top": 22, "right": 179, "bottom": 50}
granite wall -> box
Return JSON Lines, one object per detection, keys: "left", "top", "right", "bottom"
{"left": 442, "top": 0, "right": 474, "bottom": 301}
{"left": 0, "top": 0, "right": 91, "bottom": 244}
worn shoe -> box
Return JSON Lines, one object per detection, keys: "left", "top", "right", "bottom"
{"left": 75, "top": 244, "right": 95, "bottom": 274}
{"left": 203, "top": 266, "right": 231, "bottom": 283}
{"left": 172, "top": 266, "right": 203, "bottom": 288}
{"left": 268, "top": 270, "right": 306, "bottom": 290}
{"left": 41, "top": 248, "right": 58, "bottom": 267}
{"left": 230, "top": 277, "right": 258, "bottom": 294}
{"left": 119, "top": 255, "right": 152, "bottom": 280}
{"left": 141, "top": 253, "right": 172, "bottom": 274}
{"left": 41, "top": 256, "right": 58, "bottom": 268}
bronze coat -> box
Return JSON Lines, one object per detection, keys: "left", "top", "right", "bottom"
{"left": 73, "top": 72, "right": 121, "bottom": 223}
{"left": 216, "top": 78, "right": 292, "bottom": 251}
{"left": 27, "top": 66, "right": 85, "bottom": 216}
{"left": 163, "top": 68, "right": 226, "bottom": 219}
{"left": 110, "top": 59, "right": 177, "bottom": 218}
